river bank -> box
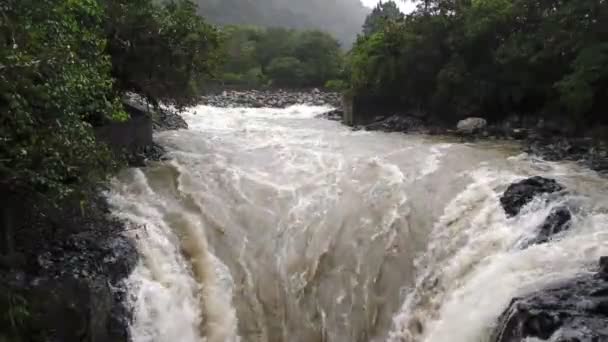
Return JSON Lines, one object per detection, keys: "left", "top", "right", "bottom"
{"left": 0, "top": 96, "right": 188, "bottom": 342}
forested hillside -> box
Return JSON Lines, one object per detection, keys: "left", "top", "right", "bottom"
{"left": 347, "top": 0, "right": 608, "bottom": 128}
{"left": 196, "top": 0, "right": 370, "bottom": 46}
{"left": 220, "top": 26, "right": 344, "bottom": 88}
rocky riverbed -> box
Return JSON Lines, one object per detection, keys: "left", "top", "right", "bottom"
{"left": 201, "top": 89, "right": 341, "bottom": 108}
{"left": 344, "top": 112, "right": 608, "bottom": 174}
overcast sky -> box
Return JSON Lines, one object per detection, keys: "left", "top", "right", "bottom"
{"left": 361, "top": 0, "right": 417, "bottom": 13}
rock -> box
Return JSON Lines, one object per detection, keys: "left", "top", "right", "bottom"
{"left": 493, "top": 258, "right": 608, "bottom": 342}
{"left": 316, "top": 109, "right": 343, "bottom": 121}
{"left": 457, "top": 117, "right": 488, "bottom": 134}
{"left": 511, "top": 128, "right": 528, "bottom": 140}
{"left": 200, "top": 89, "right": 341, "bottom": 108}
{"left": 520, "top": 206, "right": 572, "bottom": 247}
{"left": 365, "top": 115, "right": 424, "bottom": 133}
{"left": 600, "top": 257, "right": 608, "bottom": 276}
{"left": 153, "top": 107, "right": 188, "bottom": 131}
{"left": 536, "top": 206, "right": 572, "bottom": 241}
{"left": 500, "top": 177, "right": 565, "bottom": 217}
{"left": 1, "top": 192, "right": 137, "bottom": 342}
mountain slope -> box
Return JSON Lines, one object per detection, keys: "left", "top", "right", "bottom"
{"left": 197, "top": 0, "right": 370, "bottom": 46}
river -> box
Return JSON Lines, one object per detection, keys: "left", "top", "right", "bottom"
{"left": 107, "top": 105, "right": 608, "bottom": 342}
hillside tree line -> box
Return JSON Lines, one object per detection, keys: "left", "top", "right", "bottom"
{"left": 348, "top": 0, "right": 608, "bottom": 128}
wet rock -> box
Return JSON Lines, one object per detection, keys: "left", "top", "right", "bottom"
{"left": 153, "top": 107, "right": 188, "bottom": 131}
{"left": 500, "top": 177, "right": 565, "bottom": 217}
{"left": 316, "top": 109, "right": 343, "bottom": 121}
{"left": 365, "top": 115, "right": 424, "bottom": 133}
{"left": 525, "top": 137, "right": 608, "bottom": 174}
{"left": 520, "top": 206, "right": 572, "bottom": 247}
{"left": 201, "top": 89, "right": 341, "bottom": 108}
{"left": 456, "top": 117, "right": 487, "bottom": 134}
{"left": 536, "top": 206, "right": 572, "bottom": 242}
{"left": 2, "top": 192, "right": 137, "bottom": 342}
{"left": 600, "top": 257, "right": 608, "bottom": 277}
{"left": 493, "top": 258, "right": 608, "bottom": 342}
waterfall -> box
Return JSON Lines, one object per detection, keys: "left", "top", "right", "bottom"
{"left": 106, "top": 105, "right": 608, "bottom": 342}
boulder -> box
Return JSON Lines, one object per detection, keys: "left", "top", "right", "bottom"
{"left": 534, "top": 206, "right": 572, "bottom": 243}
{"left": 493, "top": 258, "right": 608, "bottom": 342}
{"left": 316, "top": 109, "right": 343, "bottom": 121}
{"left": 500, "top": 177, "right": 565, "bottom": 217}
{"left": 456, "top": 117, "right": 487, "bottom": 134}
{"left": 518, "top": 206, "right": 572, "bottom": 247}
{"left": 365, "top": 115, "right": 424, "bottom": 133}
{"left": 0, "top": 192, "right": 137, "bottom": 342}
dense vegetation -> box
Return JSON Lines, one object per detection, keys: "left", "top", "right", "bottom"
{"left": 196, "top": 0, "right": 369, "bottom": 46}
{"left": 348, "top": 0, "right": 608, "bottom": 127}
{"left": 0, "top": 0, "right": 220, "bottom": 205}
{"left": 220, "top": 26, "right": 344, "bottom": 88}
{"left": 1, "top": 1, "right": 221, "bottom": 337}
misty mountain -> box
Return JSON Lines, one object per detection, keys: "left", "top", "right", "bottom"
{"left": 196, "top": 0, "right": 370, "bottom": 46}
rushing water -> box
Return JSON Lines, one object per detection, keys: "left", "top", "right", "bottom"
{"left": 107, "top": 105, "right": 608, "bottom": 342}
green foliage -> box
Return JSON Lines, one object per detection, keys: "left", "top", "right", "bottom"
{"left": 362, "top": 1, "right": 403, "bottom": 36}
{"left": 104, "top": 0, "right": 223, "bottom": 108}
{"left": 1, "top": 0, "right": 121, "bottom": 198}
{"left": 1, "top": 0, "right": 222, "bottom": 201}
{"left": 347, "top": 0, "right": 608, "bottom": 124}
{"left": 325, "top": 80, "right": 348, "bottom": 92}
{"left": 0, "top": 291, "right": 28, "bottom": 340}
{"left": 220, "top": 26, "right": 344, "bottom": 88}
{"left": 266, "top": 57, "right": 305, "bottom": 87}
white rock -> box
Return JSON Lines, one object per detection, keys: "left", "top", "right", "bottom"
{"left": 457, "top": 117, "right": 487, "bottom": 134}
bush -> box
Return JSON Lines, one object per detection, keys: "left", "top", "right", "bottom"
{"left": 104, "top": 0, "right": 223, "bottom": 108}
{"left": 0, "top": 0, "right": 123, "bottom": 200}
{"left": 325, "top": 80, "right": 347, "bottom": 92}
{"left": 220, "top": 26, "right": 344, "bottom": 88}
{"left": 266, "top": 57, "right": 305, "bottom": 87}
{"left": 0, "top": 0, "right": 223, "bottom": 201}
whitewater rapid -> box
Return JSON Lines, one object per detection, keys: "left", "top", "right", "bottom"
{"left": 107, "top": 105, "right": 608, "bottom": 342}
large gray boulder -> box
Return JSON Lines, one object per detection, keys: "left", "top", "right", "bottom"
{"left": 457, "top": 117, "right": 487, "bottom": 134}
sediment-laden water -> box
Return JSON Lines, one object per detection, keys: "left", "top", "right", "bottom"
{"left": 107, "top": 105, "right": 608, "bottom": 342}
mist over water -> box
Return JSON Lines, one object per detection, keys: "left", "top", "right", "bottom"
{"left": 107, "top": 105, "right": 608, "bottom": 342}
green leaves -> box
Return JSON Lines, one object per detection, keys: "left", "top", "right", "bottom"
{"left": 347, "top": 0, "right": 608, "bottom": 123}
{"left": 0, "top": 0, "right": 120, "bottom": 200}
{"left": 220, "top": 26, "right": 344, "bottom": 88}
{"left": 104, "top": 0, "right": 222, "bottom": 108}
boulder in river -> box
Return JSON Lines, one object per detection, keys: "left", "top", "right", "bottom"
{"left": 316, "top": 109, "right": 343, "bottom": 121}
{"left": 365, "top": 115, "right": 424, "bottom": 133}
{"left": 493, "top": 257, "right": 608, "bottom": 342}
{"left": 456, "top": 117, "right": 487, "bottom": 134}
{"left": 500, "top": 177, "right": 565, "bottom": 217}
{"left": 517, "top": 205, "right": 573, "bottom": 248}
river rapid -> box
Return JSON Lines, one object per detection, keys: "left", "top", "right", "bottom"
{"left": 107, "top": 105, "right": 608, "bottom": 342}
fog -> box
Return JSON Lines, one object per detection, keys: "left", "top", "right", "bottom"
{"left": 197, "top": 0, "right": 371, "bottom": 46}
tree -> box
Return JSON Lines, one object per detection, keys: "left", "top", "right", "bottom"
{"left": 104, "top": 0, "right": 223, "bottom": 108}
{"left": 293, "top": 31, "right": 343, "bottom": 86}
{"left": 219, "top": 26, "right": 344, "bottom": 88}
{"left": 347, "top": 0, "right": 608, "bottom": 125}
{"left": 362, "top": 1, "right": 403, "bottom": 36}
{"left": 266, "top": 57, "right": 305, "bottom": 87}
{"left": 0, "top": 0, "right": 124, "bottom": 201}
